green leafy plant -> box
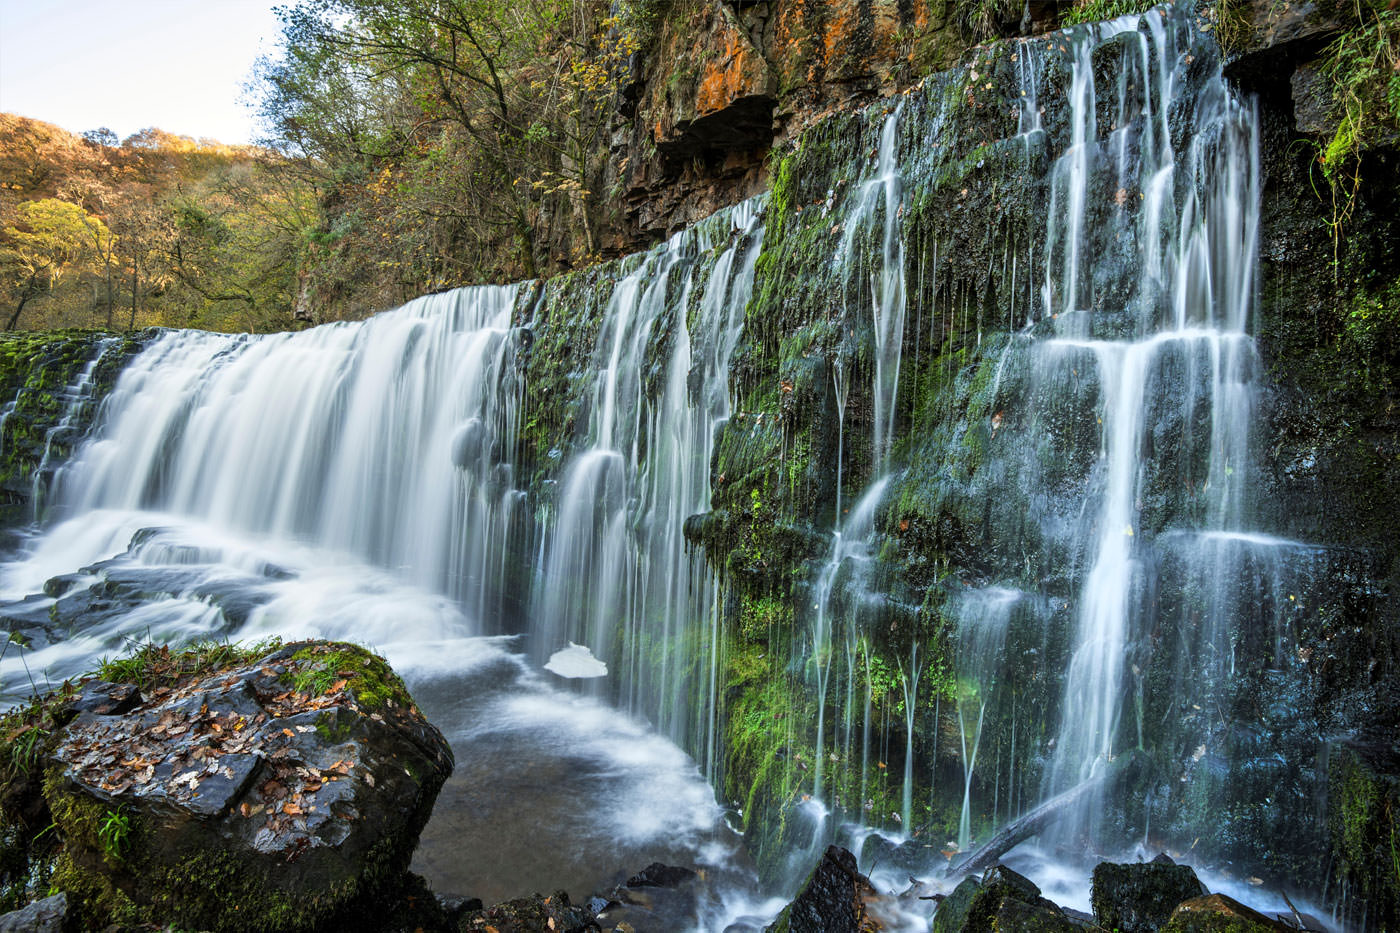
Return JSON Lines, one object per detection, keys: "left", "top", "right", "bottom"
{"left": 1316, "top": 2, "right": 1400, "bottom": 248}
{"left": 98, "top": 807, "right": 131, "bottom": 862}
{"left": 1060, "top": 0, "right": 1158, "bottom": 28}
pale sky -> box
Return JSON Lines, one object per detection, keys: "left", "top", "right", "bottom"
{"left": 0, "top": 0, "right": 284, "bottom": 145}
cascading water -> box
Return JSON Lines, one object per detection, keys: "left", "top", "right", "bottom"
{"left": 532, "top": 201, "right": 764, "bottom": 774}
{"left": 1036, "top": 12, "right": 1262, "bottom": 846}
{"left": 0, "top": 279, "right": 774, "bottom": 922}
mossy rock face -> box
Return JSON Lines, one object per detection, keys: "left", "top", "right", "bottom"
{"left": 0, "top": 330, "right": 151, "bottom": 529}
{"left": 1326, "top": 741, "right": 1400, "bottom": 929}
{"left": 1091, "top": 859, "right": 1209, "bottom": 933}
{"left": 28, "top": 639, "right": 451, "bottom": 932}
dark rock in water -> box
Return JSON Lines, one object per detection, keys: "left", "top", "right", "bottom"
{"left": 372, "top": 872, "right": 455, "bottom": 933}
{"left": 625, "top": 862, "right": 697, "bottom": 888}
{"left": 41, "top": 640, "right": 453, "bottom": 932}
{"left": 934, "top": 865, "right": 1077, "bottom": 933}
{"left": 1151, "top": 853, "right": 1176, "bottom": 866}
{"left": 437, "top": 892, "right": 485, "bottom": 920}
{"left": 1159, "top": 894, "right": 1292, "bottom": 933}
{"left": 766, "top": 845, "right": 878, "bottom": 933}
{"left": 859, "top": 831, "right": 937, "bottom": 876}
{"left": 0, "top": 891, "right": 68, "bottom": 932}
{"left": 459, "top": 890, "right": 596, "bottom": 932}
{"left": 982, "top": 864, "right": 1041, "bottom": 903}
{"left": 932, "top": 877, "right": 984, "bottom": 933}
{"left": 598, "top": 864, "right": 704, "bottom": 932}
{"left": 1092, "top": 860, "right": 1209, "bottom": 933}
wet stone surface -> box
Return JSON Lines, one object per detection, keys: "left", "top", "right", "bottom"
{"left": 46, "top": 640, "right": 454, "bottom": 931}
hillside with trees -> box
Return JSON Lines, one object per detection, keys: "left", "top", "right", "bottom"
{"left": 0, "top": 114, "right": 314, "bottom": 333}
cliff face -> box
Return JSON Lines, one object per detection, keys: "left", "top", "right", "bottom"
{"left": 605, "top": 0, "right": 976, "bottom": 250}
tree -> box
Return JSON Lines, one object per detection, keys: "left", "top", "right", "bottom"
{"left": 252, "top": 0, "right": 642, "bottom": 291}
{"left": 0, "top": 198, "right": 102, "bottom": 330}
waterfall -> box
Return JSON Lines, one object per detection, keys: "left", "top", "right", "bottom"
{"left": 1036, "top": 12, "right": 1263, "bottom": 841}
{"left": 530, "top": 201, "right": 764, "bottom": 770}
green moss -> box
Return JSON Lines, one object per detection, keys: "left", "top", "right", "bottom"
{"left": 284, "top": 643, "right": 416, "bottom": 712}
{"left": 1328, "top": 746, "right": 1400, "bottom": 924}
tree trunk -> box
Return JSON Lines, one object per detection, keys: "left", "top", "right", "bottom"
{"left": 6, "top": 273, "right": 38, "bottom": 331}
{"left": 6, "top": 294, "right": 31, "bottom": 332}
{"left": 104, "top": 260, "right": 114, "bottom": 330}
{"left": 129, "top": 265, "right": 138, "bottom": 331}
{"left": 947, "top": 752, "right": 1144, "bottom": 880}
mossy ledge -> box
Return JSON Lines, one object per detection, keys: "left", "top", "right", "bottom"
{"left": 0, "top": 638, "right": 452, "bottom": 932}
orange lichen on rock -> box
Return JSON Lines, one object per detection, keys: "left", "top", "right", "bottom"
{"left": 696, "top": 28, "right": 769, "bottom": 117}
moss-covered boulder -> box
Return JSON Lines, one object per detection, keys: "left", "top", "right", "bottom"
{"left": 1091, "top": 858, "right": 1209, "bottom": 933}
{"left": 934, "top": 864, "right": 1078, "bottom": 933}
{"left": 1158, "top": 894, "right": 1292, "bottom": 933}
{"left": 1, "top": 638, "right": 452, "bottom": 932}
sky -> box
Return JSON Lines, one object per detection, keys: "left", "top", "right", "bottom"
{"left": 0, "top": 0, "right": 284, "bottom": 145}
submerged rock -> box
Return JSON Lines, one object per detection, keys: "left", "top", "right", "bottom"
{"left": 458, "top": 889, "right": 596, "bottom": 932}
{"left": 3, "top": 639, "right": 452, "bottom": 932}
{"left": 624, "top": 861, "right": 698, "bottom": 889}
{"left": 594, "top": 862, "right": 704, "bottom": 932}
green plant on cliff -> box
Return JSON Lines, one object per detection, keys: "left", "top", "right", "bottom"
{"left": 1060, "top": 0, "right": 1159, "bottom": 27}
{"left": 1317, "top": 2, "right": 1400, "bottom": 244}
{"left": 954, "top": 0, "right": 1020, "bottom": 42}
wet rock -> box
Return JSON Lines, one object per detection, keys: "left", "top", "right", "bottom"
{"left": 766, "top": 845, "right": 879, "bottom": 933}
{"left": 0, "top": 891, "right": 68, "bottom": 933}
{"left": 69, "top": 681, "right": 139, "bottom": 717}
{"left": 438, "top": 893, "right": 485, "bottom": 920}
{"left": 459, "top": 889, "right": 596, "bottom": 933}
{"left": 859, "top": 831, "right": 937, "bottom": 876}
{"left": 1091, "top": 859, "right": 1209, "bottom": 933}
{"left": 934, "top": 865, "right": 1078, "bottom": 933}
{"left": 625, "top": 862, "right": 697, "bottom": 888}
{"left": 1159, "top": 894, "right": 1292, "bottom": 933}
{"left": 42, "top": 640, "right": 453, "bottom": 932}
{"left": 932, "top": 876, "right": 985, "bottom": 933}
{"left": 596, "top": 863, "right": 705, "bottom": 932}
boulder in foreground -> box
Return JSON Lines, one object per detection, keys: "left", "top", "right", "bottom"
{"left": 1, "top": 639, "right": 453, "bottom": 932}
